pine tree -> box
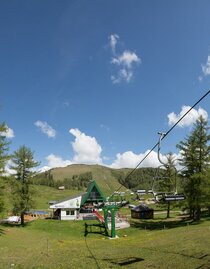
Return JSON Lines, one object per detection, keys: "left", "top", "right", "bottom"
{"left": 0, "top": 123, "right": 10, "bottom": 215}
{"left": 10, "top": 145, "right": 40, "bottom": 226}
{"left": 176, "top": 116, "right": 210, "bottom": 220}
{"left": 0, "top": 123, "right": 10, "bottom": 174}
{"left": 165, "top": 153, "right": 177, "bottom": 218}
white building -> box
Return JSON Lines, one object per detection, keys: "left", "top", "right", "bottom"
{"left": 50, "top": 181, "right": 106, "bottom": 221}
{"left": 50, "top": 193, "right": 85, "bottom": 220}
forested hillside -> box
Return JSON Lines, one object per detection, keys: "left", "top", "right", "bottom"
{"left": 32, "top": 164, "right": 158, "bottom": 194}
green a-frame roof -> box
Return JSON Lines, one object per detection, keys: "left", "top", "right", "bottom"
{"left": 81, "top": 180, "right": 106, "bottom": 206}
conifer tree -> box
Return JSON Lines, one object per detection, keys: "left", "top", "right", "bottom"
{"left": 165, "top": 153, "right": 177, "bottom": 218}
{"left": 177, "top": 116, "right": 210, "bottom": 220}
{"left": 0, "top": 123, "right": 10, "bottom": 214}
{"left": 10, "top": 145, "right": 40, "bottom": 225}
{"left": 0, "top": 123, "right": 10, "bottom": 174}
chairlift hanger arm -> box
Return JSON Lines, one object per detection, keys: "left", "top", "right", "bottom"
{"left": 157, "top": 132, "right": 168, "bottom": 167}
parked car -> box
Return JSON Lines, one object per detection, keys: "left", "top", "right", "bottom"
{"left": 7, "top": 216, "right": 20, "bottom": 223}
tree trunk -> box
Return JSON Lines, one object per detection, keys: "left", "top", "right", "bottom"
{"left": 194, "top": 206, "right": 201, "bottom": 221}
{"left": 20, "top": 212, "right": 25, "bottom": 226}
{"left": 167, "top": 202, "right": 170, "bottom": 218}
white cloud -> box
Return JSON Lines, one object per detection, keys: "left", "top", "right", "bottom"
{"left": 111, "top": 50, "right": 141, "bottom": 84}
{"left": 110, "top": 150, "right": 164, "bottom": 169}
{"left": 0, "top": 126, "right": 15, "bottom": 138}
{"left": 109, "top": 35, "right": 141, "bottom": 84}
{"left": 38, "top": 127, "right": 183, "bottom": 171}
{"left": 3, "top": 160, "right": 16, "bottom": 176}
{"left": 111, "top": 68, "right": 133, "bottom": 83}
{"left": 111, "top": 50, "right": 141, "bottom": 69}
{"left": 69, "top": 128, "right": 102, "bottom": 164}
{"left": 34, "top": 120, "right": 56, "bottom": 138}
{"left": 202, "top": 55, "right": 210, "bottom": 76}
{"left": 46, "top": 154, "right": 72, "bottom": 168}
{"left": 109, "top": 34, "right": 119, "bottom": 54}
{"left": 167, "top": 106, "right": 208, "bottom": 127}
{"left": 37, "top": 166, "right": 51, "bottom": 173}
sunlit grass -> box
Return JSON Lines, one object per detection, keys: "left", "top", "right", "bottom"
{"left": 0, "top": 213, "right": 210, "bottom": 268}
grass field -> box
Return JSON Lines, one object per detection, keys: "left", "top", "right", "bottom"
{"left": 0, "top": 212, "right": 210, "bottom": 269}
{"left": 1, "top": 183, "right": 80, "bottom": 216}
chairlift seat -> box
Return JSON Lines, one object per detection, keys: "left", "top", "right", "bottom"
{"left": 163, "top": 194, "right": 185, "bottom": 202}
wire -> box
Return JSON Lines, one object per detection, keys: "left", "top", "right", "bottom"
{"left": 109, "top": 89, "right": 210, "bottom": 198}
{"left": 84, "top": 235, "right": 101, "bottom": 269}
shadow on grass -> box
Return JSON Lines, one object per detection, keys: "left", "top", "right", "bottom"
{"left": 200, "top": 210, "right": 210, "bottom": 220}
{"left": 102, "top": 257, "right": 144, "bottom": 266}
{"left": 0, "top": 227, "right": 5, "bottom": 235}
{"left": 143, "top": 246, "right": 210, "bottom": 267}
{"left": 84, "top": 236, "right": 101, "bottom": 269}
{"left": 0, "top": 221, "right": 32, "bottom": 229}
{"left": 130, "top": 214, "right": 205, "bottom": 231}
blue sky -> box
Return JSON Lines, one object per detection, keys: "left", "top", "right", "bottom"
{"left": 1, "top": 0, "right": 210, "bottom": 171}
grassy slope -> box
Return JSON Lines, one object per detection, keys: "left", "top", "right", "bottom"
{"left": 1, "top": 182, "right": 82, "bottom": 214}
{"left": 50, "top": 164, "right": 127, "bottom": 195}
{"left": 0, "top": 214, "right": 210, "bottom": 268}
{"left": 32, "top": 185, "right": 80, "bottom": 210}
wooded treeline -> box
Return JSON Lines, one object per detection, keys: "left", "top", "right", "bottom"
{"left": 31, "top": 171, "right": 93, "bottom": 190}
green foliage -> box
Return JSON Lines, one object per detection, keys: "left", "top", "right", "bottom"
{"left": 10, "top": 145, "right": 39, "bottom": 225}
{"left": 177, "top": 116, "right": 210, "bottom": 220}
{"left": 0, "top": 122, "right": 10, "bottom": 214}
{"left": 30, "top": 170, "right": 55, "bottom": 187}
{"left": 10, "top": 179, "right": 35, "bottom": 215}
{"left": 0, "top": 181, "right": 4, "bottom": 214}
{"left": 116, "top": 167, "right": 156, "bottom": 190}
{"left": 0, "top": 122, "right": 10, "bottom": 175}
{"left": 10, "top": 145, "right": 40, "bottom": 181}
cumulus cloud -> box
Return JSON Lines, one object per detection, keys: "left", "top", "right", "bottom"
{"left": 202, "top": 55, "right": 210, "bottom": 76}
{"left": 0, "top": 126, "right": 15, "bottom": 138}
{"left": 69, "top": 128, "right": 102, "bottom": 164}
{"left": 109, "top": 34, "right": 141, "bottom": 83}
{"left": 38, "top": 126, "right": 183, "bottom": 171}
{"left": 46, "top": 154, "right": 72, "bottom": 168}
{"left": 110, "top": 150, "right": 165, "bottom": 169}
{"left": 34, "top": 120, "right": 56, "bottom": 138}
{"left": 167, "top": 106, "right": 208, "bottom": 127}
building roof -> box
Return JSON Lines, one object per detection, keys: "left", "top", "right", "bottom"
{"left": 49, "top": 192, "right": 86, "bottom": 206}
{"left": 81, "top": 180, "right": 106, "bottom": 206}
{"left": 49, "top": 180, "right": 106, "bottom": 209}
{"left": 131, "top": 204, "right": 154, "bottom": 212}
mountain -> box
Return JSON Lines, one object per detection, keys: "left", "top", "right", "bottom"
{"left": 35, "top": 164, "right": 157, "bottom": 195}
{"left": 38, "top": 164, "right": 129, "bottom": 195}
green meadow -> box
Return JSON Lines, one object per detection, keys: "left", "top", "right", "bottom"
{"left": 0, "top": 212, "right": 210, "bottom": 269}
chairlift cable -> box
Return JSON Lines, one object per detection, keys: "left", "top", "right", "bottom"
{"left": 110, "top": 89, "right": 210, "bottom": 198}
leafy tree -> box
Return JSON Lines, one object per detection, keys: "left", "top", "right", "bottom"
{"left": 177, "top": 116, "right": 210, "bottom": 220}
{"left": 10, "top": 145, "right": 40, "bottom": 226}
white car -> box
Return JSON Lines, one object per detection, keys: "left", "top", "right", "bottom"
{"left": 7, "top": 216, "right": 20, "bottom": 223}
